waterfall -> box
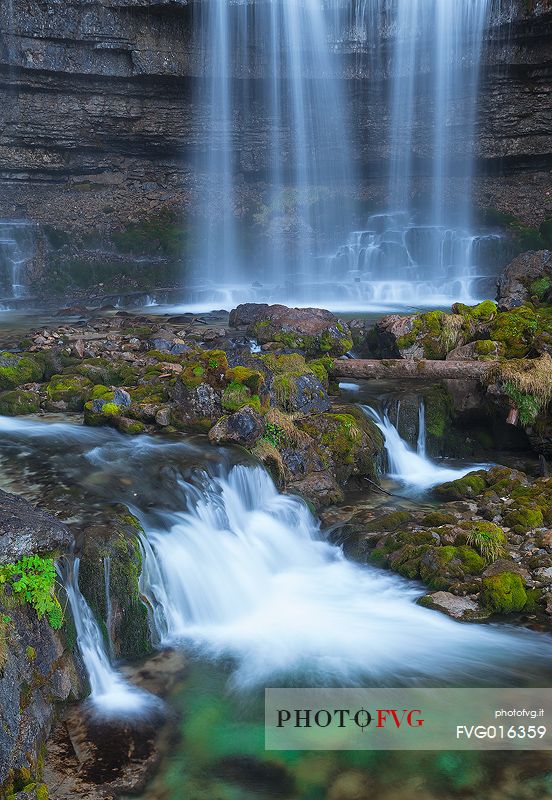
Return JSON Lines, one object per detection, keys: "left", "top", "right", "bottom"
{"left": 363, "top": 405, "right": 480, "bottom": 492}
{"left": 62, "top": 558, "right": 155, "bottom": 716}
{"left": 417, "top": 399, "right": 426, "bottom": 457}
{"left": 193, "top": 0, "right": 352, "bottom": 288}
{"left": 0, "top": 221, "right": 35, "bottom": 299}
{"left": 188, "top": 0, "right": 497, "bottom": 308}
{"left": 137, "top": 462, "right": 547, "bottom": 689}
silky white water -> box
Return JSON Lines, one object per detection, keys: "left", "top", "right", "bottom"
{"left": 363, "top": 405, "right": 481, "bottom": 492}
{"left": 138, "top": 463, "right": 548, "bottom": 690}
{"left": 1, "top": 415, "right": 547, "bottom": 700}
{"left": 63, "top": 559, "right": 156, "bottom": 715}
{"left": 189, "top": 0, "right": 499, "bottom": 307}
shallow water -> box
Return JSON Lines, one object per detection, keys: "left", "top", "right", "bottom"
{"left": 0, "top": 416, "right": 550, "bottom": 798}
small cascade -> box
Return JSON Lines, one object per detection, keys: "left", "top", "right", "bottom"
{"left": 0, "top": 416, "right": 548, "bottom": 692}
{"left": 417, "top": 399, "right": 426, "bottom": 457}
{"left": 63, "top": 558, "right": 155, "bottom": 716}
{"left": 0, "top": 220, "right": 36, "bottom": 299}
{"left": 323, "top": 213, "right": 504, "bottom": 307}
{"left": 363, "top": 405, "right": 479, "bottom": 492}
{"left": 137, "top": 462, "right": 546, "bottom": 688}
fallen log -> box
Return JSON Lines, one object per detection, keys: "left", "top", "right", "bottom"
{"left": 332, "top": 359, "right": 491, "bottom": 380}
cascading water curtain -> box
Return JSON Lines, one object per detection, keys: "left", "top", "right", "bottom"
{"left": 191, "top": 0, "right": 494, "bottom": 302}
{"left": 192, "top": 0, "right": 353, "bottom": 289}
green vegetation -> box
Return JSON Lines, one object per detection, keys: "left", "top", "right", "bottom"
{"left": 0, "top": 556, "right": 63, "bottom": 629}
{"left": 487, "top": 353, "right": 552, "bottom": 425}
{"left": 454, "top": 300, "right": 498, "bottom": 325}
{"left": 530, "top": 275, "right": 551, "bottom": 301}
{"left": 364, "top": 511, "right": 413, "bottom": 532}
{"left": 476, "top": 208, "right": 545, "bottom": 253}
{"left": 503, "top": 505, "right": 544, "bottom": 533}
{"left": 463, "top": 521, "right": 507, "bottom": 564}
{"left": 489, "top": 306, "right": 540, "bottom": 358}
{"left": 396, "top": 311, "right": 464, "bottom": 359}
{"left": 481, "top": 572, "right": 527, "bottom": 614}
{"left": 46, "top": 374, "right": 92, "bottom": 410}
{"left": 0, "top": 353, "right": 43, "bottom": 390}
{"left": 222, "top": 382, "right": 261, "bottom": 413}
{"left": 504, "top": 381, "right": 542, "bottom": 425}
{"left": 433, "top": 471, "right": 487, "bottom": 501}
{"left": 262, "top": 421, "right": 286, "bottom": 448}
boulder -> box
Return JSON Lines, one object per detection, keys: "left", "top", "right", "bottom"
{"left": 170, "top": 381, "right": 222, "bottom": 431}
{"left": 78, "top": 511, "right": 152, "bottom": 661}
{"left": 272, "top": 371, "right": 331, "bottom": 414}
{"left": 374, "top": 311, "right": 465, "bottom": 360}
{"left": 418, "top": 591, "right": 486, "bottom": 620}
{"left": 287, "top": 471, "right": 344, "bottom": 510}
{"left": 229, "top": 303, "right": 270, "bottom": 328}
{"left": 209, "top": 407, "right": 266, "bottom": 449}
{"left": 446, "top": 340, "right": 504, "bottom": 361}
{"left": 231, "top": 303, "right": 352, "bottom": 357}
{"left": 0, "top": 489, "right": 73, "bottom": 565}
{"left": 497, "top": 250, "right": 552, "bottom": 310}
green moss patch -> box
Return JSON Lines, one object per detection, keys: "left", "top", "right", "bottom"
{"left": 0, "top": 389, "right": 40, "bottom": 416}
{"left": 0, "top": 352, "right": 43, "bottom": 390}
{"left": 46, "top": 374, "right": 92, "bottom": 410}
{"left": 489, "top": 306, "right": 539, "bottom": 358}
{"left": 481, "top": 572, "right": 527, "bottom": 614}
{"left": 433, "top": 471, "right": 487, "bottom": 501}
{"left": 222, "top": 382, "right": 261, "bottom": 413}
{"left": 503, "top": 505, "right": 544, "bottom": 533}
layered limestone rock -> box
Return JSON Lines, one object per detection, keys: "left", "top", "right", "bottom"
{"left": 0, "top": 0, "right": 550, "bottom": 270}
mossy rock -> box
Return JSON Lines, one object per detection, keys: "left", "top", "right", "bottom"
{"left": 457, "top": 520, "right": 507, "bottom": 563}
{"left": 503, "top": 505, "right": 544, "bottom": 533}
{"left": 113, "top": 417, "right": 147, "bottom": 435}
{"left": 46, "top": 374, "right": 92, "bottom": 410}
{"left": 420, "top": 511, "right": 456, "bottom": 527}
{"left": 75, "top": 358, "right": 139, "bottom": 387}
{"left": 180, "top": 350, "right": 229, "bottom": 390}
{"left": 222, "top": 382, "right": 262, "bottom": 413}
{"left": 424, "top": 384, "right": 454, "bottom": 444}
{"left": 0, "top": 352, "right": 43, "bottom": 390}
{"left": 308, "top": 357, "right": 334, "bottom": 388}
{"left": 260, "top": 353, "right": 331, "bottom": 414}
{"left": 432, "top": 471, "right": 487, "bottom": 501}
{"left": 128, "top": 381, "right": 169, "bottom": 404}
{"left": 481, "top": 571, "right": 527, "bottom": 613}
{"left": 91, "top": 384, "right": 114, "bottom": 401}
{"left": 0, "top": 389, "right": 40, "bottom": 415}
{"left": 473, "top": 339, "right": 505, "bottom": 359}
{"left": 419, "top": 546, "right": 485, "bottom": 590}
{"left": 395, "top": 311, "right": 464, "bottom": 359}
{"left": 77, "top": 512, "right": 152, "bottom": 660}
{"left": 364, "top": 511, "right": 414, "bottom": 532}
{"left": 296, "top": 410, "right": 384, "bottom": 483}
{"left": 225, "top": 366, "right": 265, "bottom": 394}
{"left": 489, "top": 306, "right": 539, "bottom": 358}
{"left": 452, "top": 300, "right": 498, "bottom": 324}
{"left": 249, "top": 311, "right": 352, "bottom": 357}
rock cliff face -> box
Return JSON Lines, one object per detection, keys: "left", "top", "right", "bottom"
{"left": 0, "top": 491, "right": 81, "bottom": 795}
{"left": 0, "top": 0, "right": 550, "bottom": 282}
